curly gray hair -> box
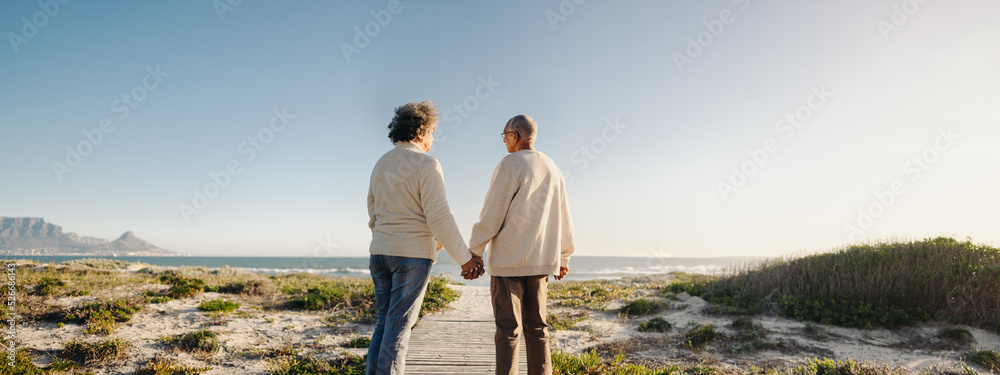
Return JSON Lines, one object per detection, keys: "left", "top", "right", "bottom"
{"left": 388, "top": 100, "right": 438, "bottom": 143}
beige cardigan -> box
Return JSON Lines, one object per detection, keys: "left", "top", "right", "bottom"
{"left": 469, "top": 150, "right": 576, "bottom": 277}
{"left": 367, "top": 142, "right": 473, "bottom": 265}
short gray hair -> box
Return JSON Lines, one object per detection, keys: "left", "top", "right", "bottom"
{"left": 506, "top": 115, "right": 537, "bottom": 141}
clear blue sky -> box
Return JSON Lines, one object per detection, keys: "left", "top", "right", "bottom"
{"left": 2, "top": 1, "right": 998, "bottom": 258}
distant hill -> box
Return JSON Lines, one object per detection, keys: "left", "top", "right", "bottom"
{"left": 0, "top": 217, "right": 176, "bottom": 256}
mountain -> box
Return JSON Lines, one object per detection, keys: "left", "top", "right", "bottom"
{"left": 0, "top": 217, "right": 177, "bottom": 256}
{"left": 87, "top": 231, "right": 174, "bottom": 255}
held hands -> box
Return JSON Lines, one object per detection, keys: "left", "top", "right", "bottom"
{"left": 554, "top": 266, "right": 569, "bottom": 280}
{"left": 461, "top": 256, "right": 485, "bottom": 280}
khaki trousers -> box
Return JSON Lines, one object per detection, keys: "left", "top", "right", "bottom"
{"left": 491, "top": 275, "right": 551, "bottom": 375}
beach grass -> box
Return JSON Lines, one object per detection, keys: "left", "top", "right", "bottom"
{"left": 0, "top": 349, "right": 45, "bottom": 375}
{"left": 552, "top": 352, "right": 963, "bottom": 375}
{"left": 44, "top": 358, "right": 80, "bottom": 372}
{"left": 668, "top": 237, "right": 1000, "bottom": 330}
{"left": 133, "top": 357, "right": 212, "bottom": 375}
{"left": 619, "top": 298, "right": 670, "bottom": 317}
{"left": 198, "top": 298, "right": 241, "bottom": 313}
{"left": 683, "top": 324, "right": 718, "bottom": 351}
{"left": 637, "top": 317, "right": 672, "bottom": 333}
{"left": 549, "top": 311, "right": 589, "bottom": 331}
{"left": 158, "top": 274, "right": 205, "bottom": 299}
{"left": 278, "top": 273, "right": 374, "bottom": 313}
{"left": 419, "top": 276, "right": 460, "bottom": 317}
{"left": 160, "top": 329, "right": 221, "bottom": 355}
{"left": 552, "top": 350, "right": 725, "bottom": 375}
{"left": 548, "top": 276, "right": 672, "bottom": 311}
{"left": 9, "top": 261, "right": 155, "bottom": 302}
{"left": 63, "top": 337, "right": 132, "bottom": 366}
{"left": 938, "top": 327, "right": 976, "bottom": 346}
{"left": 31, "top": 276, "right": 65, "bottom": 296}
{"left": 61, "top": 297, "right": 145, "bottom": 335}
{"left": 347, "top": 337, "right": 371, "bottom": 349}
{"left": 966, "top": 350, "right": 999, "bottom": 372}
{"left": 266, "top": 353, "right": 366, "bottom": 375}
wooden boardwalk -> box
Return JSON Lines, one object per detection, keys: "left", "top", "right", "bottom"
{"left": 405, "top": 286, "right": 527, "bottom": 374}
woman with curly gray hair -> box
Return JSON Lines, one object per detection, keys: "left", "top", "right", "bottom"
{"left": 365, "top": 100, "right": 484, "bottom": 375}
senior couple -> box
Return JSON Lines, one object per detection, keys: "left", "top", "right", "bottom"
{"left": 365, "top": 100, "right": 575, "bottom": 375}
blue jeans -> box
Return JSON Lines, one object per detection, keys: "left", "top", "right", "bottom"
{"left": 366, "top": 254, "right": 433, "bottom": 375}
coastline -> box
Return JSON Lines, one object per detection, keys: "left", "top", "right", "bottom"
{"left": 4, "top": 259, "right": 999, "bottom": 374}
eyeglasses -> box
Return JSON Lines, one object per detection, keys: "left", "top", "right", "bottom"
{"left": 501, "top": 131, "right": 518, "bottom": 140}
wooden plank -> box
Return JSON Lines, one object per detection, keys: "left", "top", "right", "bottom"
{"left": 405, "top": 286, "right": 532, "bottom": 374}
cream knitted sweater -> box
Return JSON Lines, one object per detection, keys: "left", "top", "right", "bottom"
{"left": 367, "top": 142, "right": 474, "bottom": 265}
{"left": 469, "top": 150, "right": 576, "bottom": 277}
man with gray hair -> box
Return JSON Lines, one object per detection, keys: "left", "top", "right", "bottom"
{"left": 469, "top": 114, "right": 576, "bottom": 375}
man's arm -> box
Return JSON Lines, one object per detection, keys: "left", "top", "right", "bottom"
{"left": 559, "top": 177, "right": 576, "bottom": 270}
{"left": 469, "top": 165, "right": 518, "bottom": 258}
{"left": 419, "top": 160, "right": 474, "bottom": 265}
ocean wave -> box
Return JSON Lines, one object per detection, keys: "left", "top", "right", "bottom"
{"left": 233, "top": 267, "right": 371, "bottom": 275}
{"left": 576, "top": 264, "right": 725, "bottom": 276}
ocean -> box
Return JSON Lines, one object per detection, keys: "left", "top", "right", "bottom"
{"left": 0, "top": 255, "right": 763, "bottom": 286}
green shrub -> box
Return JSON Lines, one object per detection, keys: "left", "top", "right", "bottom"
{"left": 277, "top": 274, "right": 374, "bottom": 314}
{"left": 732, "top": 317, "right": 767, "bottom": 341}
{"left": 668, "top": 279, "right": 766, "bottom": 316}
{"left": 420, "top": 276, "right": 459, "bottom": 317}
{"left": 160, "top": 275, "right": 205, "bottom": 299}
{"left": 551, "top": 351, "right": 609, "bottom": 375}
{"left": 548, "top": 281, "right": 640, "bottom": 311}
{"left": 347, "top": 337, "right": 370, "bottom": 349}
{"left": 938, "top": 327, "right": 975, "bottom": 346}
{"left": 669, "top": 238, "right": 1000, "bottom": 330}
{"left": 134, "top": 357, "right": 212, "bottom": 375}
{"left": 1, "top": 349, "right": 45, "bottom": 375}
{"left": 175, "top": 330, "right": 220, "bottom": 355}
{"left": 63, "top": 337, "right": 131, "bottom": 365}
{"left": 799, "top": 358, "right": 858, "bottom": 375}
{"left": 218, "top": 280, "right": 277, "bottom": 296}
{"left": 82, "top": 310, "right": 116, "bottom": 335}
{"left": 549, "top": 311, "right": 589, "bottom": 331}
{"left": 44, "top": 359, "right": 79, "bottom": 372}
{"left": 619, "top": 299, "right": 667, "bottom": 317}
{"left": 60, "top": 258, "right": 134, "bottom": 269}
{"left": 146, "top": 296, "right": 173, "bottom": 304}
{"left": 683, "top": 324, "right": 716, "bottom": 350}
{"left": 267, "top": 354, "right": 366, "bottom": 375}
{"left": 198, "top": 299, "right": 241, "bottom": 313}
{"left": 637, "top": 317, "right": 672, "bottom": 333}
{"left": 967, "top": 350, "right": 1000, "bottom": 372}
{"left": 65, "top": 297, "right": 145, "bottom": 335}
{"left": 551, "top": 351, "right": 685, "bottom": 375}
{"left": 33, "top": 277, "right": 65, "bottom": 296}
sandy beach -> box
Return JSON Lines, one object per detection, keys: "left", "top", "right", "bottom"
{"left": 6, "top": 259, "right": 1000, "bottom": 374}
